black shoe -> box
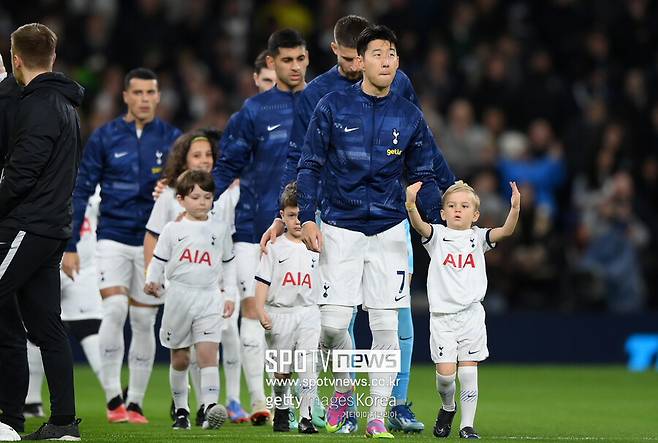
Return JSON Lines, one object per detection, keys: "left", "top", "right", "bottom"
{"left": 195, "top": 404, "right": 205, "bottom": 427}
{"left": 459, "top": 426, "right": 481, "bottom": 439}
{"left": 169, "top": 400, "right": 176, "bottom": 421}
{"left": 172, "top": 409, "right": 191, "bottom": 430}
{"left": 298, "top": 417, "right": 318, "bottom": 434}
{"left": 23, "top": 403, "right": 45, "bottom": 418}
{"left": 22, "top": 419, "right": 81, "bottom": 441}
{"left": 273, "top": 408, "right": 290, "bottom": 432}
{"left": 433, "top": 405, "right": 457, "bottom": 438}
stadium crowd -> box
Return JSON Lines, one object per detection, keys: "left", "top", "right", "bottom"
{"left": 1, "top": 0, "right": 656, "bottom": 312}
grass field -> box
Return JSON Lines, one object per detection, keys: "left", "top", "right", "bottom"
{"left": 28, "top": 364, "right": 658, "bottom": 442}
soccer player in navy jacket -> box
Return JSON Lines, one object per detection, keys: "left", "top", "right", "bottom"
{"left": 297, "top": 25, "right": 442, "bottom": 438}
{"left": 212, "top": 29, "right": 308, "bottom": 424}
{"left": 62, "top": 68, "right": 181, "bottom": 424}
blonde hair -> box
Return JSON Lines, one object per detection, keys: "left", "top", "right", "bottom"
{"left": 442, "top": 180, "right": 480, "bottom": 211}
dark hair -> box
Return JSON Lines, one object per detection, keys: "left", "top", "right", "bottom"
{"left": 267, "top": 28, "right": 305, "bottom": 56}
{"left": 175, "top": 170, "right": 215, "bottom": 197}
{"left": 124, "top": 67, "right": 158, "bottom": 90}
{"left": 10, "top": 23, "right": 57, "bottom": 69}
{"left": 162, "top": 128, "right": 222, "bottom": 188}
{"left": 279, "top": 181, "right": 298, "bottom": 209}
{"left": 254, "top": 50, "right": 270, "bottom": 74}
{"left": 356, "top": 25, "right": 398, "bottom": 57}
{"left": 334, "top": 15, "right": 369, "bottom": 48}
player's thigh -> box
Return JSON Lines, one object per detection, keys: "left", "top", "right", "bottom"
{"left": 235, "top": 242, "right": 260, "bottom": 300}
{"left": 457, "top": 303, "right": 489, "bottom": 363}
{"left": 95, "top": 240, "right": 134, "bottom": 291}
{"left": 363, "top": 221, "right": 409, "bottom": 310}
{"left": 429, "top": 313, "right": 459, "bottom": 364}
{"left": 318, "top": 223, "right": 366, "bottom": 306}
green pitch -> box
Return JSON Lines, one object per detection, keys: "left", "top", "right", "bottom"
{"left": 28, "top": 364, "right": 658, "bottom": 442}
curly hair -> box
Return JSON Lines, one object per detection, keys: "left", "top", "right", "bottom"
{"left": 161, "top": 128, "right": 222, "bottom": 188}
{"left": 279, "top": 181, "right": 298, "bottom": 209}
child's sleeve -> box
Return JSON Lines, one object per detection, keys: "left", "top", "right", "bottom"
{"left": 474, "top": 226, "right": 496, "bottom": 252}
{"left": 146, "top": 223, "right": 173, "bottom": 285}
{"left": 145, "top": 190, "right": 171, "bottom": 236}
{"left": 421, "top": 223, "right": 443, "bottom": 253}
{"left": 219, "top": 226, "right": 237, "bottom": 302}
{"left": 254, "top": 244, "right": 274, "bottom": 287}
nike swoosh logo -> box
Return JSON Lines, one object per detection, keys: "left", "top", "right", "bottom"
{"left": 468, "top": 350, "right": 479, "bottom": 354}
{"left": 394, "top": 295, "right": 406, "bottom": 302}
{"left": 267, "top": 124, "right": 281, "bottom": 131}
{"left": 178, "top": 236, "right": 188, "bottom": 241}
{"left": 203, "top": 331, "right": 213, "bottom": 335}
{"left": 114, "top": 152, "right": 128, "bottom": 158}
{"left": 399, "top": 336, "right": 412, "bottom": 341}
{"left": 443, "top": 237, "right": 453, "bottom": 242}
{"left": 344, "top": 127, "right": 359, "bottom": 133}
{"left": 278, "top": 258, "right": 289, "bottom": 263}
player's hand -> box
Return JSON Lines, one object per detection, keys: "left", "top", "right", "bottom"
{"left": 259, "top": 311, "right": 272, "bottom": 330}
{"left": 510, "top": 181, "right": 521, "bottom": 209}
{"left": 301, "top": 221, "right": 322, "bottom": 253}
{"left": 406, "top": 182, "right": 422, "bottom": 205}
{"left": 223, "top": 300, "right": 235, "bottom": 318}
{"left": 62, "top": 252, "right": 80, "bottom": 280}
{"left": 144, "top": 282, "right": 161, "bottom": 297}
{"left": 152, "top": 178, "right": 168, "bottom": 200}
{"left": 259, "top": 219, "right": 285, "bottom": 254}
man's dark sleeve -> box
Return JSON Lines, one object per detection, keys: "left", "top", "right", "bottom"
{"left": 0, "top": 97, "right": 60, "bottom": 218}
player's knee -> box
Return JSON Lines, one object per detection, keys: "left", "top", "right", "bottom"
{"left": 171, "top": 349, "right": 190, "bottom": 370}
{"left": 102, "top": 294, "right": 128, "bottom": 324}
{"left": 129, "top": 305, "right": 157, "bottom": 332}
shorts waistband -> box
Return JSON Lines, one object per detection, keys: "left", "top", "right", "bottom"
{"left": 265, "top": 304, "right": 318, "bottom": 314}
{"left": 167, "top": 281, "right": 220, "bottom": 291}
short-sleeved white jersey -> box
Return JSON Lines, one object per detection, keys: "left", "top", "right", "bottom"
{"left": 76, "top": 187, "right": 101, "bottom": 267}
{"left": 146, "top": 185, "right": 239, "bottom": 236}
{"left": 255, "top": 236, "right": 319, "bottom": 309}
{"left": 147, "top": 217, "right": 234, "bottom": 289}
{"left": 423, "top": 224, "right": 495, "bottom": 313}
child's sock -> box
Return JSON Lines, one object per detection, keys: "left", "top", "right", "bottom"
{"left": 435, "top": 371, "right": 456, "bottom": 411}
{"left": 458, "top": 366, "right": 478, "bottom": 428}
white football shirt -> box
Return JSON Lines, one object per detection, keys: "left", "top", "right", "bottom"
{"left": 255, "top": 236, "right": 319, "bottom": 309}
{"left": 423, "top": 224, "right": 495, "bottom": 313}
{"left": 146, "top": 185, "right": 239, "bottom": 236}
{"left": 76, "top": 186, "right": 101, "bottom": 268}
{"left": 147, "top": 218, "right": 235, "bottom": 292}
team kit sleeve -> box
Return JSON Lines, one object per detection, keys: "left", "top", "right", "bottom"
{"left": 146, "top": 222, "right": 173, "bottom": 286}
{"left": 145, "top": 190, "right": 172, "bottom": 236}
{"left": 422, "top": 223, "right": 443, "bottom": 252}
{"left": 220, "top": 227, "right": 238, "bottom": 302}
{"left": 66, "top": 129, "right": 105, "bottom": 251}
{"left": 212, "top": 106, "right": 256, "bottom": 197}
{"left": 405, "top": 115, "right": 442, "bottom": 222}
{"left": 296, "top": 97, "right": 333, "bottom": 224}
{"left": 281, "top": 90, "right": 315, "bottom": 194}
{"left": 0, "top": 97, "right": 60, "bottom": 218}
{"left": 474, "top": 226, "right": 497, "bottom": 253}
{"left": 254, "top": 245, "right": 274, "bottom": 287}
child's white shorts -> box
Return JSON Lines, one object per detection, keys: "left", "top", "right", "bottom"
{"left": 430, "top": 302, "right": 489, "bottom": 363}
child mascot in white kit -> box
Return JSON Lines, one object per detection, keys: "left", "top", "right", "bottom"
{"left": 406, "top": 180, "right": 520, "bottom": 440}
{"left": 145, "top": 170, "right": 237, "bottom": 430}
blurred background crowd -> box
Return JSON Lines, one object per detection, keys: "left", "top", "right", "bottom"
{"left": 1, "top": 0, "right": 656, "bottom": 313}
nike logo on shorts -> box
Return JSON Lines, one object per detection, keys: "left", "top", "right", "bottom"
{"left": 468, "top": 350, "right": 479, "bottom": 354}
{"left": 443, "top": 237, "right": 454, "bottom": 242}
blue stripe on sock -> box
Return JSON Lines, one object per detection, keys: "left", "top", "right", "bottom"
{"left": 393, "top": 307, "right": 413, "bottom": 402}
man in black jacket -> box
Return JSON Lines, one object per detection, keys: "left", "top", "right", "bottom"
{"left": 0, "top": 23, "right": 84, "bottom": 440}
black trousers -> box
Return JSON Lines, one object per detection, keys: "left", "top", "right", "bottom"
{"left": 0, "top": 229, "right": 75, "bottom": 430}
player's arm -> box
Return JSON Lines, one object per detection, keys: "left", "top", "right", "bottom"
{"left": 220, "top": 229, "right": 237, "bottom": 317}
{"left": 297, "top": 97, "right": 332, "bottom": 252}
{"left": 212, "top": 107, "right": 255, "bottom": 198}
{"left": 254, "top": 247, "right": 273, "bottom": 330}
{"left": 143, "top": 231, "right": 158, "bottom": 270}
{"left": 144, "top": 225, "right": 171, "bottom": 297}
{"left": 489, "top": 181, "right": 521, "bottom": 243}
{"left": 405, "top": 182, "right": 432, "bottom": 238}
{"left": 405, "top": 115, "right": 441, "bottom": 222}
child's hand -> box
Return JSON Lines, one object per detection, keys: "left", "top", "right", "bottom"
{"left": 406, "top": 182, "right": 422, "bottom": 204}
{"left": 223, "top": 300, "right": 235, "bottom": 318}
{"left": 144, "top": 282, "right": 161, "bottom": 297}
{"left": 259, "top": 311, "right": 272, "bottom": 330}
{"left": 510, "top": 181, "right": 521, "bottom": 209}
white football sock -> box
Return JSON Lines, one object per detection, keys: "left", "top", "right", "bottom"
{"left": 240, "top": 318, "right": 265, "bottom": 405}
{"left": 367, "top": 309, "right": 398, "bottom": 423}
{"left": 127, "top": 305, "right": 157, "bottom": 407}
{"left": 320, "top": 305, "right": 354, "bottom": 394}
{"left": 188, "top": 347, "right": 202, "bottom": 410}
{"left": 26, "top": 340, "right": 44, "bottom": 404}
{"left": 200, "top": 366, "right": 220, "bottom": 408}
{"left": 458, "top": 366, "right": 478, "bottom": 429}
{"left": 170, "top": 366, "right": 189, "bottom": 412}
{"left": 221, "top": 312, "right": 241, "bottom": 403}
{"left": 80, "top": 334, "right": 103, "bottom": 384}
{"left": 98, "top": 295, "right": 128, "bottom": 402}
{"left": 436, "top": 371, "right": 456, "bottom": 411}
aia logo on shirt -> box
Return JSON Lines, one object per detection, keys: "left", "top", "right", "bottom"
{"left": 282, "top": 272, "right": 311, "bottom": 288}
{"left": 179, "top": 248, "right": 212, "bottom": 266}
{"left": 442, "top": 253, "right": 475, "bottom": 269}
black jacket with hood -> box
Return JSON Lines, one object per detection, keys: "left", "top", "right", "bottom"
{"left": 0, "top": 74, "right": 22, "bottom": 171}
{"left": 0, "top": 72, "right": 85, "bottom": 239}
